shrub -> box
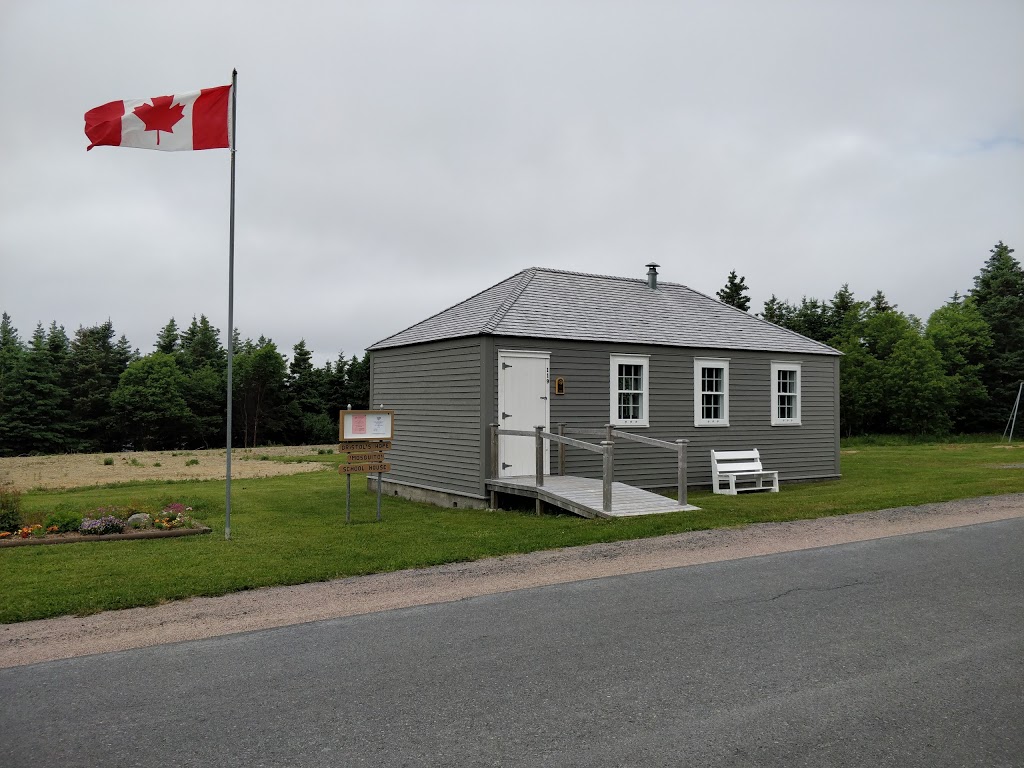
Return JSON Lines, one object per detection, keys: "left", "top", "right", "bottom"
{"left": 153, "top": 462, "right": 162, "bottom": 467}
{"left": 43, "top": 509, "right": 84, "bottom": 534}
{"left": 0, "top": 485, "right": 22, "bottom": 533}
{"left": 80, "top": 515, "right": 127, "bottom": 536}
{"left": 102, "top": 457, "right": 114, "bottom": 466}
{"left": 185, "top": 458, "right": 199, "bottom": 467}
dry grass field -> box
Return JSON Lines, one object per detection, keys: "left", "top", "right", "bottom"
{"left": 0, "top": 445, "right": 335, "bottom": 491}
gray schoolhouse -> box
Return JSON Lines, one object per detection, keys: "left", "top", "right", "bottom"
{"left": 368, "top": 265, "right": 841, "bottom": 510}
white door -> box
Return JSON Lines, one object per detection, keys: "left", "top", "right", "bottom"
{"left": 497, "top": 350, "right": 550, "bottom": 478}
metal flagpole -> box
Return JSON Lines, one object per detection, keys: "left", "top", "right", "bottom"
{"left": 225, "top": 69, "right": 238, "bottom": 540}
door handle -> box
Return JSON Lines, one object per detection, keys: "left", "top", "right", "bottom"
{"left": 502, "top": 462, "right": 511, "bottom": 470}
{"left": 502, "top": 412, "right": 511, "bottom": 419}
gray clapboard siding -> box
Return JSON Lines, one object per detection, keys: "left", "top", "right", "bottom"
{"left": 370, "top": 338, "right": 485, "bottom": 498}
{"left": 368, "top": 268, "right": 841, "bottom": 505}
{"left": 489, "top": 336, "right": 839, "bottom": 489}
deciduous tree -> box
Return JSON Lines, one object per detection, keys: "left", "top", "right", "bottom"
{"left": 111, "top": 353, "right": 192, "bottom": 450}
{"left": 926, "top": 298, "right": 992, "bottom": 431}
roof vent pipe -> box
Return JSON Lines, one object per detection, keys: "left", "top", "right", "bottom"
{"left": 646, "top": 262, "right": 659, "bottom": 289}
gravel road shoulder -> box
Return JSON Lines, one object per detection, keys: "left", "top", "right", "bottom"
{"left": 3, "top": 494, "right": 1022, "bottom": 669}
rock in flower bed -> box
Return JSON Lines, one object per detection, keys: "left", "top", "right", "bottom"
{"left": 0, "top": 503, "right": 210, "bottom": 547}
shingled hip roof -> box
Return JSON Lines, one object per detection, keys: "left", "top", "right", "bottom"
{"left": 369, "top": 268, "right": 840, "bottom": 356}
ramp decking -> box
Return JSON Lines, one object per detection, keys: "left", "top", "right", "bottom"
{"left": 486, "top": 475, "right": 700, "bottom": 519}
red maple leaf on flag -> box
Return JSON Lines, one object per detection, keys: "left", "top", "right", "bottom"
{"left": 132, "top": 95, "right": 185, "bottom": 146}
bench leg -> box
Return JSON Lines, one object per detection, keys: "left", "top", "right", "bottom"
{"left": 727, "top": 475, "right": 737, "bottom": 495}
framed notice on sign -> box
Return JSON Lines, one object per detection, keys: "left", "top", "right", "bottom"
{"left": 340, "top": 410, "right": 394, "bottom": 442}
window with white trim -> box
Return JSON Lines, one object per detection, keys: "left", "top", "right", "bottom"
{"left": 771, "top": 361, "right": 801, "bottom": 426}
{"left": 610, "top": 354, "right": 649, "bottom": 427}
{"left": 694, "top": 358, "right": 729, "bottom": 426}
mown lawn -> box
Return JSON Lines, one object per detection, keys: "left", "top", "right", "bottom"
{"left": 2, "top": 441, "right": 1021, "bottom": 624}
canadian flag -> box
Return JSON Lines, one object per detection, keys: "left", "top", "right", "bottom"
{"left": 85, "top": 85, "right": 231, "bottom": 151}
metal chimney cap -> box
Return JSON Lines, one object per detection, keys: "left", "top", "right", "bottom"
{"left": 646, "top": 263, "right": 659, "bottom": 289}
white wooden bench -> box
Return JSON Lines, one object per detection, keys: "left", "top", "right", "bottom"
{"left": 710, "top": 449, "right": 779, "bottom": 495}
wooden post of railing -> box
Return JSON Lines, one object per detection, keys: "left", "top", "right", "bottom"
{"left": 676, "top": 439, "right": 689, "bottom": 507}
{"left": 534, "top": 426, "right": 544, "bottom": 488}
{"left": 557, "top": 423, "right": 565, "bottom": 476}
{"left": 605, "top": 423, "right": 613, "bottom": 443}
{"left": 601, "top": 440, "right": 614, "bottom": 514}
{"left": 535, "top": 425, "right": 545, "bottom": 516}
{"left": 489, "top": 424, "right": 499, "bottom": 509}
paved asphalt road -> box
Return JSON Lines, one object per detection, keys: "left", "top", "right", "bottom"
{"left": 2, "top": 518, "right": 1022, "bottom": 767}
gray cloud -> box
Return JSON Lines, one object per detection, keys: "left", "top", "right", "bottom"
{"left": 2, "top": 0, "right": 1022, "bottom": 363}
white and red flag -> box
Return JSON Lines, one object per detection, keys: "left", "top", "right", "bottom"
{"left": 84, "top": 84, "right": 231, "bottom": 151}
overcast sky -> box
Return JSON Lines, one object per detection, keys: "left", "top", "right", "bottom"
{"left": 2, "top": 1, "right": 1022, "bottom": 365}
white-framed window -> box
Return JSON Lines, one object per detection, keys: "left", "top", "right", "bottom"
{"left": 694, "top": 358, "right": 729, "bottom": 426}
{"left": 610, "top": 354, "right": 649, "bottom": 427}
{"left": 771, "top": 361, "right": 802, "bottom": 426}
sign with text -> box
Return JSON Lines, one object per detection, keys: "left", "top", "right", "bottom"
{"left": 340, "top": 410, "right": 394, "bottom": 441}
{"left": 346, "top": 452, "right": 386, "bottom": 463}
{"left": 338, "top": 462, "right": 391, "bottom": 474}
{"left": 341, "top": 440, "right": 392, "bottom": 452}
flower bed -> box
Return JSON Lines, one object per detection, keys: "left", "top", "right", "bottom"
{"left": 0, "top": 525, "right": 212, "bottom": 547}
{"left": 0, "top": 502, "right": 210, "bottom": 547}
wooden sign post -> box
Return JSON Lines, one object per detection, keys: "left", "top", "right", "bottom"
{"left": 339, "top": 409, "right": 395, "bottom": 522}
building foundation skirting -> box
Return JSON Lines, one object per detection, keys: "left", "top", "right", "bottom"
{"left": 367, "top": 477, "right": 491, "bottom": 510}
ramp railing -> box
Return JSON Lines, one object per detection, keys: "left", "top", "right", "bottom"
{"left": 489, "top": 423, "right": 689, "bottom": 513}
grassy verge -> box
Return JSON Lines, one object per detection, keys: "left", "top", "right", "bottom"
{"left": 2, "top": 441, "right": 1022, "bottom": 624}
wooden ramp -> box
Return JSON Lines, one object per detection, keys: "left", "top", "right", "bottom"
{"left": 486, "top": 475, "right": 700, "bottom": 519}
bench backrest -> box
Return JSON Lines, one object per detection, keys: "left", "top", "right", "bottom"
{"left": 711, "top": 449, "right": 763, "bottom": 474}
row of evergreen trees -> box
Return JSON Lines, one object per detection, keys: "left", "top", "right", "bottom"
{"left": 716, "top": 241, "right": 1022, "bottom": 436}
{"left": 1, "top": 241, "right": 1019, "bottom": 454}
{"left": 0, "top": 314, "right": 370, "bottom": 455}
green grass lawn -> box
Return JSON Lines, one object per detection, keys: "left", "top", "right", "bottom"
{"left": 2, "top": 441, "right": 1022, "bottom": 624}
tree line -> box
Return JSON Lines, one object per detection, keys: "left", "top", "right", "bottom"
{"left": 0, "top": 313, "right": 370, "bottom": 455}
{"left": 716, "top": 241, "right": 1022, "bottom": 436}
{"left": 1, "top": 241, "right": 1020, "bottom": 454}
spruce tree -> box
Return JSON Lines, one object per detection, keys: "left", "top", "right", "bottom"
{"left": 825, "top": 284, "right": 867, "bottom": 344}
{"left": 0, "top": 325, "right": 67, "bottom": 454}
{"left": 760, "top": 295, "right": 793, "bottom": 326}
{"left": 969, "top": 241, "right": 1024, "bottom": 427}
{"left": 176, "top": 316, "right": 226, "bottom": 447}
{"left": 287, "top": 340, "right": 331, "bottom": 443}
{"left": 155, "top": 318, "right": 180, "bottom": 354}
{"left": 346, "top": 352, "right": 371, "bottom": 409}
{"left": 716, "top": 270, "right": 751, "bottom": 312}
{"left": 67, "top": 321, "right": 130, "bottom": 451}
{"left": 868, "top": 290, "right": 896, "bottom": 315}
{"left": 0, "top": 312, "right": 22, "bottom": 383}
